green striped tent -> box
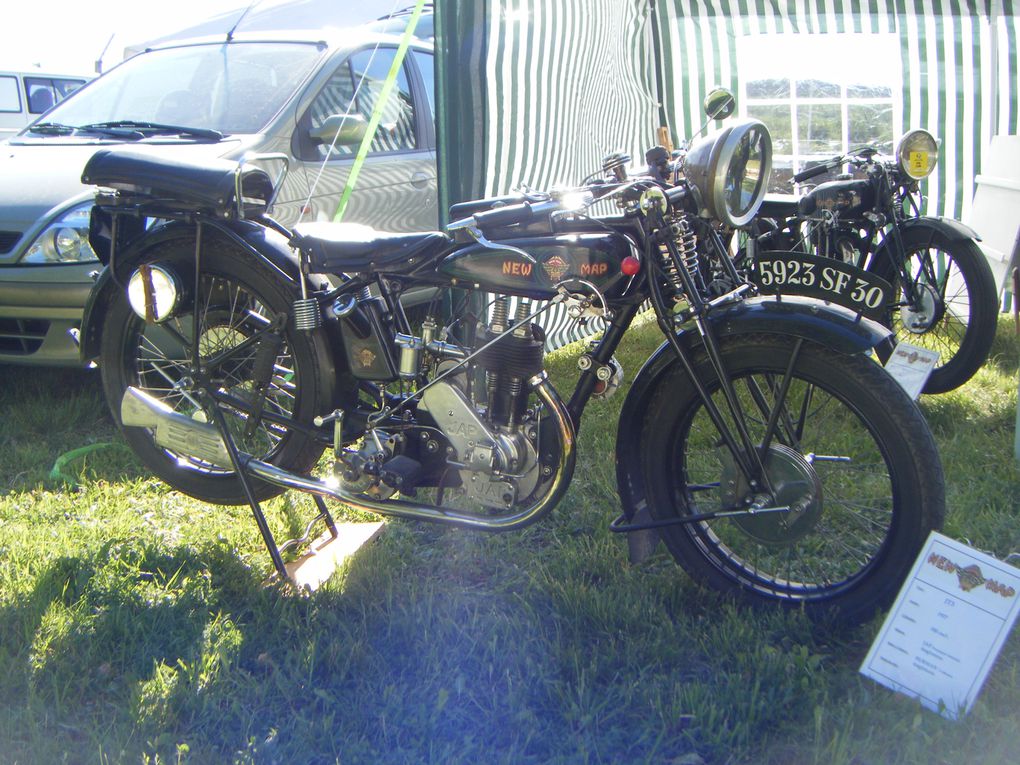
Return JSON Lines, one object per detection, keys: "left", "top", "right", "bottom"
{"left": 436, "top": 1, "right": 1019, "bottom": 345}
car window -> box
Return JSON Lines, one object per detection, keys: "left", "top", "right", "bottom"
{"left": 25, "top": 78, "right": 57, "bottom": 114}
{"left": 36, "top": 42, "right": 323, "bottom": 134}
{"left": 411, "top": 50, "right": 435, "bottom": 120}
{"left": 0, "top": 76, "right": 19, "bottom": 112}
{"left": 53, "top": 78, "right": 86, "bottom": 99}
{"left": 304, "top": 47, "right": 418, "bottom": 161}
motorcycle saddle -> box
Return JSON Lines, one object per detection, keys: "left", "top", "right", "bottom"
{"left": 290, "top": 222, "right": 451, "bottom": 274}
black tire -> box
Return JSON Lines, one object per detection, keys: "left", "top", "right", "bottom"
{"left": 641, "top": 334, "right": 944, "bottom": 624}
{"left": 870, "top": 227, "right": 998, "bottom": 394}
{"left": 100, "top": 236, "right": 333, "bottom": 505}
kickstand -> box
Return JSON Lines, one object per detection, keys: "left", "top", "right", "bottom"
{"left": 204, "top": 394, "right": 289, "bottom": 579}
{"left": 278, "top": 495, "right": 339, "bottom": 555}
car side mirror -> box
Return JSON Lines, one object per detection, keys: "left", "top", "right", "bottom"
{"left": 308, "top": 113, "right": 368, "bottom": 147}
{"left": 703, "top": 88, "right": 736, "bottom": 121}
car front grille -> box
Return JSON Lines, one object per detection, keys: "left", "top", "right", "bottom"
{"left": 0, "top": 231, "right": 22, "bottom": 254}
{"left": 0, "top": 318, "right": 49, "bottom": 354}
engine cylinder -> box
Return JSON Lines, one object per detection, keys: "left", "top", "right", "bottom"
{"left": 477, "top": 325, "right": 544, "bottom": 427}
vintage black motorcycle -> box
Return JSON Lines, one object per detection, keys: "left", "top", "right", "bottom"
{"left": 753, "top": 130, "right": 997, "bottom": 394}
{"left": 77, "top": 102, "right": 944, "bottom": 625}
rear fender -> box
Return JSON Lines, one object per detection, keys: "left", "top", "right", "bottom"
{"left": 79, "top": 218, "right": 304, "bottom": 363}
{"left": 614, "top": 295, "right": 892, "bottom": 520}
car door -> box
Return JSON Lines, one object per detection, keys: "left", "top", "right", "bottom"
{"left": 285, "top": 45, "right": 438, "bottom": 232}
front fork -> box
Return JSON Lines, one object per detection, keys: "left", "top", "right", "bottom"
{"left": 643, "top": 216, "right": 795, "bottom": 501}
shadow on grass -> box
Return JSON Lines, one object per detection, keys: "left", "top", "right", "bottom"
{"left": 0, "top": 533, "right": 285, "bottom": 755}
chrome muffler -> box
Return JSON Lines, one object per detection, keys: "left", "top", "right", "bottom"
{"left": 118, "top": 374, "right": 577, "bottom": 531}
{"left": 121, "top": 387, "right": 232, "bottom": 468}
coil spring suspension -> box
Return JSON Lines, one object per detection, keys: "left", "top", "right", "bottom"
{"left": 661, "top": 214, "right": 706, "bottom": 298}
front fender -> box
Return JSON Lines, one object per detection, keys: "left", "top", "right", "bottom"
{"left": 896, "top": 215, "right": 981, "bottom": 244}
{"left": 79, "top": 218, "right": 303, "bottom": 363}
{"left": 614, "top": 295, "right": 892, "bottom": 520}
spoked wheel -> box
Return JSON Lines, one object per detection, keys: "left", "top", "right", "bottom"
{"left": 100, "top": 237, "right": 333, "bottom": 504}
{"left": 870, "top": 227, "right": 997, "bottom": 393}
{"left": 641, "top": 334, "right": 944, "bottom": 624}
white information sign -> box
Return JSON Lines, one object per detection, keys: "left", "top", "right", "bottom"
{"left": 860, "top": 532, "right": 1020, "bottom": 719}
{"left": 883, "top": 342, "right": 939, "bottom": 400}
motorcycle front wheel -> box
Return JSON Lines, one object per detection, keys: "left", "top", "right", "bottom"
{"left": 99, "top": 235, "right": 333, "bottom": 505}
{"left": 641, "top": 333, "right": 944, "bottom": 624}
{"left": 870, "top": 227, "right": 997, "bottom": 394}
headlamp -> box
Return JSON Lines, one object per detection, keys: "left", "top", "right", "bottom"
{"left": 21, "top": 202, "right": 99, "bottom": 263}
{"left": 896, "top": 129, "right": 939, "bottom": 180}
{"left": 683, "top": 119, "right": 772, "bottom": 227}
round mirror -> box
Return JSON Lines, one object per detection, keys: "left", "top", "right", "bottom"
{"left": 703, "top": 88, "right": 736, "bottom": 121}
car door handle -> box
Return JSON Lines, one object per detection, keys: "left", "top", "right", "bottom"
{"left": 410, "top": 172, "right": 431, "bottom": 189}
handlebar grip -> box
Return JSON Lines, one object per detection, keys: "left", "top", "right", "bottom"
{"left": 665, "top": 184, "right": 688, "bottom": 207}
{"left": 472, "top": 202, "right": 535, "bottom": 229}
{"left": 792, "top": 163, "right": 831, "bottom": 184}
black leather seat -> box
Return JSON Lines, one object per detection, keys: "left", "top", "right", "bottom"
{"left": 291, "top": 222, "right": 451, "bottom": 274}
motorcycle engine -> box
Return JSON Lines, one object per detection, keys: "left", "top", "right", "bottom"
{"left": 336, "top": 297, "right": 548, "bottom": 510}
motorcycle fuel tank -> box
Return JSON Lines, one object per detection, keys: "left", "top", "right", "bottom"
{"left": 437, "top": 232, "right": 635, "bottom": 300}
{"left": 800, "top": 179, "right": 875, "bottom": 218}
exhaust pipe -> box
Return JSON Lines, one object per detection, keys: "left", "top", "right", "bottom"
{"left": 118, "top": 375, "right": 576, "bottom": 531}
{"left": 121, "top": 387, "right": 232, "bottom": 468}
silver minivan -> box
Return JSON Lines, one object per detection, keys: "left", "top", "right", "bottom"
{"left": 0, "top": 70, "right": 90, "bottom": 141}
{"left": 0, "top": 21, "right": 437, "bottom": 366}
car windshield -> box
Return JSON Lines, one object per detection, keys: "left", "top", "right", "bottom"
{"left": 32, "top": 41, "right": 325, "bottom": 136}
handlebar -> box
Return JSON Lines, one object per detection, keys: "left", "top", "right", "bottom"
{"left": 791, "top": 163, "right": 833, "bottom": 184}
{"left": 471, "top": 201, "right": 537, "bottom": 229}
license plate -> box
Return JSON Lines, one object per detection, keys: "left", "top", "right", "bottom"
{"left": 751, "top": 250, "right": 894, "bottom": 323}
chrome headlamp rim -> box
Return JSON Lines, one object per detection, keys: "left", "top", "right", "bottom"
{"left": 127, "top": 264, "right": 181, "bottom": 323}
{"left": 711, "top": 119, "right": 773, "bottom": 227}
{"left": 896, "top": 128, "right": 939, "bottom": 180}
{"left": 684, "top": 118, "right": 773, "bottom": 227}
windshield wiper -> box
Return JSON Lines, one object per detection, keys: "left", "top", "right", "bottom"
{"left": 79, "top": 121, "right": 224, "bottom": 141}
{"left": 26, "top": 122, "right": 77, "bottom": 135}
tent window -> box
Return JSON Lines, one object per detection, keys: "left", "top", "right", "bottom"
{"left": 738, "top": 34, "right": 899, "bottom": 189}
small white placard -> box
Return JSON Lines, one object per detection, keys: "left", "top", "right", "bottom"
{"left": 860, "top": 532, "right": 1020, "bottom": 719}
{"left": 883, "top": 342, "right": 940, "bottom": 400}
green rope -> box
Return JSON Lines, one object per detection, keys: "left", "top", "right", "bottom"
{"left": 332, "top": 0, "right": 428, "bottom": 223}
{"left": 49, "top": 442, "right": 125, "bottom": 486}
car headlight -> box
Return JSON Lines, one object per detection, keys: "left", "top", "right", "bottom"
{"left": 683, "top": 119, "right": 772, "bottom": 227}
{"left": 896, "top": 129, "right": 939, "bottom": 180}
{"left": 20, "top": 202, "right": 99, "bottom": 264}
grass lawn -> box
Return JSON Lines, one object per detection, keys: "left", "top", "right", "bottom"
{"left": 0, "top": 315, "right": 1017, "bottom": 764}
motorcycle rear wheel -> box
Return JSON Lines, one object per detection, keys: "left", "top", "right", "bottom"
{"left": 100, "top": 237, "right": 333, "bottom": 505}
{"left": 870, "top": 228, "right": 997, "bottom": 394}
{"left": 641, "top": 333, "right": 944, "bottom": 624}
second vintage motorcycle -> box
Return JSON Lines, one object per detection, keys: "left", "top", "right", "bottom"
{"left": 752, "top": 130, "right": 998, "bottom": 394}
{"left": 76, "top": 96, "right": 945, "bottom": 626}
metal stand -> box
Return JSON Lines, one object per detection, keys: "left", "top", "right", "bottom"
{"left": 203, "top": 391, "right": 338, "bottom": 580}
